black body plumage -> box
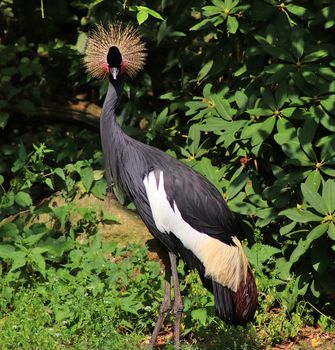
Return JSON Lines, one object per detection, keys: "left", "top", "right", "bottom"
{"left": 100, "top": 75, "right": 257, "bottom": 326}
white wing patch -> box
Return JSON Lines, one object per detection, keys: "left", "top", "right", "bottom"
{"left": 143, "top": 171, "right": 173, "bottom": 233}
{"left": 143, "top": 170, "right": 248, "bottom": 292}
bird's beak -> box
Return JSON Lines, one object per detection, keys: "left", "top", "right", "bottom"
{"left": 110, "top": 67, "right": 120, "bottom": 80}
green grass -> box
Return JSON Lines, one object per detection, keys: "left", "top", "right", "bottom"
{"left": 0, "top": 237, "right": 260, "bottom": 350}
{"left": 0, "top": 299, "right": 258, "bottom": 350}
{"left": 0, "top": 276, "right": 258, "bottom": 350}
{"left": 1, "top": 237, "right": 334, "bottom": 350}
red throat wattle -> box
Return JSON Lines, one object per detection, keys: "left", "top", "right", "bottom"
{"left": 121, "top": 62, "right": 126, "bottom": 74}
{"left": 103, "top": 63, "right": 110, "bottom": 75}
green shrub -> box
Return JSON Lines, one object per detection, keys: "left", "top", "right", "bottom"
{"left": 133, "top": 0, "right": 335, "bottom": 307}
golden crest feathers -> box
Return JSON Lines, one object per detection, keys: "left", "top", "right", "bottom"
{"left": 84, "top": 22, "right": 146, "bottom": 79}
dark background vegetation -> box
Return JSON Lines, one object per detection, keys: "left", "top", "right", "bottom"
{"left": 1, "top": 0, "right": 335, "bottom": 348}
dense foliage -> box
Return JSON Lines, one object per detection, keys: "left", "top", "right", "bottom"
{"left": 1, "top": 0, "right": 335, "bottom": 348}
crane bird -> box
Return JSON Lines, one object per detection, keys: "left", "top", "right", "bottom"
{"left": 84, "top": 22, "right": 257, "bottom": 349}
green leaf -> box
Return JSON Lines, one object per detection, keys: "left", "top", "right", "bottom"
{"left": 15, "top": 191, "right": 33, "bottom": 207}
{"left": 266, "top": 64, "right": 293, "bottom": 84}
{"left": 202, "top": 117, "right": 228, "bottom": 131}
{"left": 45, "top": 178, "right": 54, "bottom": 190}
{"left": 275, "top": 83, "right": 288, "bottom": 108}
{"left": 198, "top": 157, "right": 222, "bottom": 193}
{"left": 131, "top": 6, "right": 164, "bottom": 23}
{"left": 137, "top": 10, "right": 149, "bottom": 25}
{"left": 301, "top": 183, "right": 327, "bottom": 215}
{"left": 189, "top": 18, "right": 214, "bottom": 31}
{"left": 305, "top": 170, "right": 321, "bottom": 193}
{"left": 10, "top": 251, "right": 27, "bottom": 271}
{"left": 297, "top": 118, "right": 317, "bottom": 162}
{"left": 286, "top": 4, "right": 307, "bottom": 16}
{"left": 40, "top": 237, "right": 73, "bottom": 258}
{"left": 303, "top": 50, "right": 329, "bottom": 63}
{"left": 30, "top": 249, "right": 46, "bottom": 277}
{"left": 243, "top": 117, "right": 275, "bottom": 147}
{"left": 229, "top": 192, "right": 256, "bottom": 215}
{"left": 191, "top": 308, "right": 207, "bottom": 326}
{"left": 93, "top": 170, "right": 104, "bottom": 181}
{"left": 290, "top": 239, "right": 309, "bottom": 264}
{"left": 22, "top": 231, "right": 48, "bottom": 246}
{"left": 144, "top": 7, "right": 164, "bottom": 20}
{"left": 203, "top": 6, "right": 222, "bottom": 16}
{"left": 0, "top": 244, "right": 15, "bottom": 259}
{"left": 306, "top": 223, "right": 328, "bottom": 242}
{"left": 261, "top": 88, "right": 276, "bottom": 109}
{"left": 280, "top": 221, "right": 296, "bottom": 236}
{"left": 52, "top": 205, "right": 70, "bottom": 228}
{"left": 280, "top": 208, "right": 323, "bottom": 223}
{"left": 187, "top": 124, "right": 201, "bottom": 156}
{"left": 275, "top": 257, "right": 292, "bottom": 280}
{"left": 234, "top": 91, "right": 248, "bottom": 110}
{"left": 291, "top": 27, "right": 304, "bottom": 60}
{"left": 216, "top": 120, "right": 246, "bottom": 148}
{"left": 226, "top": 171, "right": 248, "bottom": 200}
{"left": 54, "top": 167, "right": 65, "bottom": 180}
{"left": 257, "top": 117, "right": 276, "bottom": 140}
{"left": 212, "top": 94, "right": 233, "bottom": 120}
{"left": 320, "top": 106, "right": 335, "bottom": 132}
{"left": 319, "top": 135, "right": 335, "bottom": 162}
{"left": 250, "top": 243, "right": 281, "bottom": 265}
{"left": 321, "top": 96, "right": 335, "bottom": 116}
{"left": 91, "top": 179, "right": 107, "bottom": 199}
{"left": 322, "top": 180, "right": 335, "bottom": 214}
{"left": 160, "top": 92, "right": 177, "bottom": 101}
{"left": 227, "top": 16, "right": 238, "bottom": 34}
{"left": 80, "top": 167, "right": 94, "bottom": 192}
{"left": 197, "top": 60, "right": 213, "bottom": 81}
{"left": 247, "top": 107, "right": 272, "bottom": 116}
{"left": 281, "top": 107, "right": 296, "bottom": 118}
{"left": 328, "top": 222, "right": 335, "bottom": 240}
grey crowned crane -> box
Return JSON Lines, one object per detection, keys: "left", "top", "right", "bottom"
{"left": 84, "top": 23, "right": 257, "bottom": 349}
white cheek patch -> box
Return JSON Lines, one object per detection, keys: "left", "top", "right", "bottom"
{"left": 143, "top": 170, "right": 248, "bottom": 292}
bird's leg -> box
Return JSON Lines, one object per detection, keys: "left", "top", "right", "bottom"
{"left": 169, "top": 252, "right": 184, "bottom": 350}
{"left": 149, "top": 258, "right": 172, "bottom": 349}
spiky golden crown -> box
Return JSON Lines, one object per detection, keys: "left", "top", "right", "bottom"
{"left": 84, "top": 22, "right": 146, "bottom": 79}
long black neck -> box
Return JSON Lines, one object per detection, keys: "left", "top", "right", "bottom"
{"left": 102, "top": 76, "right": 125, "bottom": 112}
{"left": 100, "top": 78, "right": 127, "bottom": 192}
